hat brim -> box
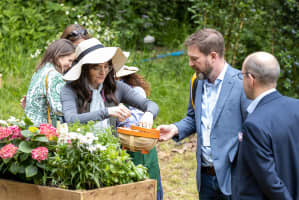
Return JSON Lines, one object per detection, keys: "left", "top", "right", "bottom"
{"left": 116, "top": 66, "right": 139, "bottom": 78}
{"left": 63, "top": 47, "right": 127, "bottom": 81}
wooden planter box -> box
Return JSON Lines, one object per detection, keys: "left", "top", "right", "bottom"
{"left": 0, "top": 179, "right": 156, "bottom": 200}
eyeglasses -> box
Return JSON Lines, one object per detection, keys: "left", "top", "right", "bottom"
{"left": 236, "top": 72, "right": 256, "bottom": 80}
{"left": 66, "top": 29, "right": 88, "bottom": 41}
{"left": 92, "top": 64, "right": 113, "bottom": 73}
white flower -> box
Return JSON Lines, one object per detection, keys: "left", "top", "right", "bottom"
{"left": 72, "top": 8, "right": 76, "bottom": 11}
{"left": 77, "top": 15, "right": 81, "bottom": 19}
{"left": 87, "top": 144, "right": 107, "bottom": 153}
{"left": 95, "top": 144, "right": 106, "bottom": 151}
{"left": 7, "top": 116, "right": 17, "bottom": 123}
{"left": 88, "top": 29, "right": 94, "bottom": 34}
{"left": 0, "top": 120, "right": 8, "bottom": 126}
{"left": 88, "top": 146, "right": 97, "bottom": 152}
{"left": 60, "top": 3, "right": 64, "bottom": 7}
{"left": 69, "top": 132, "right": 80, "bottom": 140}
{"left": 144, "top": 35, "right": 155, "bottom": 44}
{"left": 66, "top": 11, "right": 69, "bottom": 15}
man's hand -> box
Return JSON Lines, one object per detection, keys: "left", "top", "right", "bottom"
{"left": 157, "top": 124, "right": 178, "bottom": 141}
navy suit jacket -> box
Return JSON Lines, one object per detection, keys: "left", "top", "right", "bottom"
{"left": 173, "top": 65, "right": 250, "bottom": 195}
{"left": 235, "top": 91, "right": 299, "bottom": 200}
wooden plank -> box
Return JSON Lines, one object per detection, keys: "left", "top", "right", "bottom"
{"left": 0, "top": 179, "right": 81, "bottom": 200}
{"left": 82, "top": 179, "right": 157, "bottom": 200}
{"left": 0, "top": 179, "right": 156, "bottom": 200}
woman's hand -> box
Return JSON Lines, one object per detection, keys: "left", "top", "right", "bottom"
{"left": 138, "top": 112, "right": 153, "bottom": 128}
{"left": 108, "top": 103, "right": 131, "bottom": 122}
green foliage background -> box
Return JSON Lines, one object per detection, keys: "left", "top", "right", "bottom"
{"left": 0, "top": 0, "right": 298, "bottom": 121}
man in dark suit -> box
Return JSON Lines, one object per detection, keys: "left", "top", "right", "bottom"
{"left": 157, "top": 29, "right": 250, "bottom": 199}
{"left": 235, "top": 51, "right": 299, "bottom": 199}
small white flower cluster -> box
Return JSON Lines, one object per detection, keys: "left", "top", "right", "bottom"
{"left": 30, "top": 49, "right": 41, "bottom": 58}
{"left": 0, "top": 120, "right": 8, "bottom": 127}
{"left": 7, "top": 116, "right": 25, "bottom": 127}
{"left": 62, "top": 5, "right": 119, "bottom": 46}
{"left": 58, "top": 123, "right": 106, "bottom": 153}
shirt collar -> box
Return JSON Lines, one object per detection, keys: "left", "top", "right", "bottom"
{"left": 204, "top": 62, "right": 228, "bottom": 86}
{"left": 89, "top": 84, "right": 103, "bottom": 92}
{"left": 217, "top": 62, "right": 228, "bottom": 81}
{"left": 247, "top": 88, "right": 276, "bottom": 114}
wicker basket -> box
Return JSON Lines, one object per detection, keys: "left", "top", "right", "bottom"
{"left": 117, "top": 125, "right": 160, "bottom": 154}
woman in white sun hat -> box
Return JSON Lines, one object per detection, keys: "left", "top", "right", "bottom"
{"left": 60, "top": 38, "right": 159, "bottom": 130}
{"left": 116, "top": 65, "right": 163, "bottom": 200}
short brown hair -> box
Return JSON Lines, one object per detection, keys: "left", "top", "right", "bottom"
{"left": 185, "top": 28, "right": 225, "bottom": 58}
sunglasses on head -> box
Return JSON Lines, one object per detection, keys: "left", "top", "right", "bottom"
{"left": 66, "top": 29, "right": 88, "bottom": 40}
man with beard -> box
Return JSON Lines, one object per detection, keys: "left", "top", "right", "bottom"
{"left": 157, "top": 28, "right": 250, "bottom": 199}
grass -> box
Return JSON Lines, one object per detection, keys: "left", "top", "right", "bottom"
{"left": 0, "top": 47, "right": 199, "bottom": 199}
{"left": 158, "top": 136, "right": 198, "bottom": 200}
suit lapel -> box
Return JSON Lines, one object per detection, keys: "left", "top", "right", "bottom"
{"left": 195, "top": 80, "right": 203, "bottom": 119}
{"left": 212, "top": 66, "right": 235, "bottom": 129}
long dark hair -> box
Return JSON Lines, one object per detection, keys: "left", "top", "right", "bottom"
{"left": 35, "top": 39, "right": 75, "bottom": 73}
{"left": 69, "top": 61, "right": 118, "bottom": 113}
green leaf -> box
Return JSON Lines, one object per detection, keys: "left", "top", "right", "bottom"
{"left": 36, "top": 162, "right": 46, "bottom": 169}
{"left": 34, "top": 136, "right": 49, "bottom": 143}
{"left": 25, "top": 165, "right": 38, "bottom": 178}
{"left": 9, "top": 162, "right": 19, "bottom": 175}
{"left": 21, "top": 130, "right": 34, "bottom": 138}
{"left": 24, "top": 117, "right": 34, "bottom": 126}
{"left": 18, "top": 165, "right": 25, "bottom": 174}
{"left": 3, "top": 158, "right": 11, "bottom": 164}
{"left": 91, "top": 174, "right": 100, "bottom": 187}
{"left": 18, "top": 141, "right": 33, "bottom": 153}
{"left": 20, "top": 153, "right": 29, "bottom": 162}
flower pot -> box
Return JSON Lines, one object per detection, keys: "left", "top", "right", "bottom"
{"left": 0, "top": 178, "right": 157, "bottom": 200}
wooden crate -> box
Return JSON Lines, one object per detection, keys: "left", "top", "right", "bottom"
{"left": 0, "top": 179, "right": 156, "bottom": 200}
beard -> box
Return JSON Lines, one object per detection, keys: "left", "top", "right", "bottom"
{"left": 196, "top": 60, "right": 213, "bottom": 81}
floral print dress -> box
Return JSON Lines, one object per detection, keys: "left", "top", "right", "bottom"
{"left": 25, "top": 63, "right": 65, "bottom": 127}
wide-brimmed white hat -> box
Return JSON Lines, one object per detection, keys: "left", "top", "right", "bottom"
{"left": 63, "top": 38, "right": 128, "bottom": 81}
{"left": 116, "top": 66, "right": 139, "bottom": 78}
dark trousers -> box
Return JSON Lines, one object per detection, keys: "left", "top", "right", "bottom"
{"left": 199, "top": 173, "right": 231, "bottom": 200}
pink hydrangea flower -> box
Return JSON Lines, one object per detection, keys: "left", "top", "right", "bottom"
{"left": 9, "top": 125, "right": 23, "bottom": 140}
{"left": 32, "top": 147, "right": 48, "bottom": 162}
{"left": 0, "top": 127, "right": 13, "bottom": 140}
{"left": 0, "top": 143, "right": 18, "bottom": 159}
{"left": 39, "top": 124, "right": 58, "bottom": 141}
